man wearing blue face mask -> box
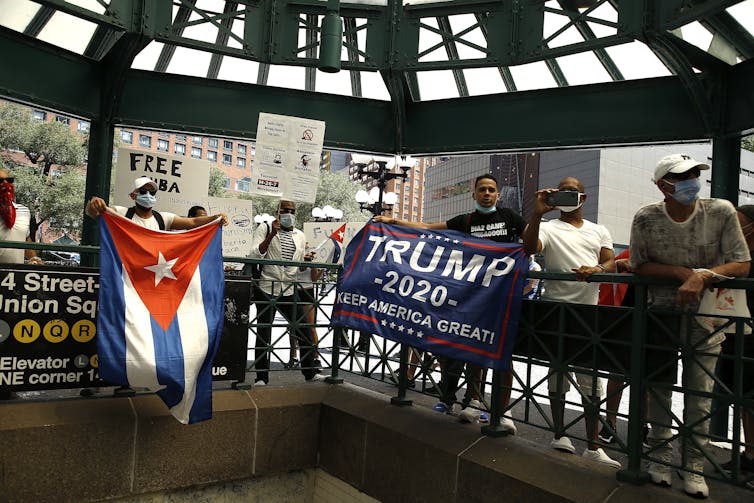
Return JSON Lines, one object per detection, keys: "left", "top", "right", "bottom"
{"left": 630, "top": 154, "right": 750, "bottom": 498}
{"left": 249, "top": 199, "right": 320, "bottom": 385}
{"left": 86, "top": 177, "right": 228, "bottom": 230}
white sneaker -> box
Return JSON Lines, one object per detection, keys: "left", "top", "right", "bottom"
{"left": 645, "top": 438, "right": 673, "bottom": 487}
{"left": 254, "top": 380, "right": 266, "bottom": 387}
{"left": 647, "top": 463, "right": 672, "bottom": 487}
{"left": 678, "top": 470, "right": 708, "bottom": 498}
{"left": 459, "top": 399, "right": 487, "bottom": 423}
{"left": 550, "top": 436, "right": 576, "bottom": 454}
{"left": 582, "top": 448, "right": 621, "bottom": 469}
{"left": 499, "top": 414, "right": 517, "bottom": 435}
{"left": 305, "top": 374, "right": 324, "bottom": 382}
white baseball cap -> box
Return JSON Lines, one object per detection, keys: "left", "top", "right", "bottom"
{"left": 132, "top": 176, "right": 157, "bottom": 192}
{"left": 653, "top": 154, "right": 709, "bottom": 182}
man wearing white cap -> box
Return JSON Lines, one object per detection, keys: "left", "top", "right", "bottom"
{"left": 630, "top": 154, "right": 750, "bottom": 498}
{"left": 85, "top": 176, "right": 227, "bottom": 229}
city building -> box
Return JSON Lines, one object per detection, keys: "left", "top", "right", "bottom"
{"left": 117, "top": 128, "right": 255, "bottom": 195}
{"left": 423, "top": 145, "right": 754, "bottom": 247}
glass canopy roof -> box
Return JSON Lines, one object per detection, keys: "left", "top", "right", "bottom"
{"left": 1, "top": 0, "right": 752, "bottom": 101}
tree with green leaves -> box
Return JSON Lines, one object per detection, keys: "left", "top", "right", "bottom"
{"left": 743, "top": 135, "right": 754, "bottom": 153}
{"left": 8, "top": 165, "right": 86, "bottom": 242}
{"left": 0, "top": 103, "right": 87, "bottom": 175}
{"left": 208, "top": 166, "right": 227, "bottom": 197}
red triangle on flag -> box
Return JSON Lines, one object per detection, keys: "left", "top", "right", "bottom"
{"left": 103, "top": 212, "right": 219, "bottom": 331}
{"left": 330, "top": 223, "right": 347, "bottom": 243}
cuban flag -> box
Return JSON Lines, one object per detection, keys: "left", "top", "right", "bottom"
{"left": 97, "top": 211, "right": 224, "bottom": 424}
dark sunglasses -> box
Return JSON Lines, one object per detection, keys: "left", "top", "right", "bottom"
{"left": 138, "top": 188, "right": 157, "bottom": 196}
{"left": 664, "top": 168, "right": 700, "bottom": 182}
{"left": 279, "top": 208, "right": 296, "bottom": 214}
{"left": 0, "top": 177, "right": 14, "bottom": 184}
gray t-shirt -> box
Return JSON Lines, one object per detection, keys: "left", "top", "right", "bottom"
{"left": 629, "top": 198, "right": 750, "bottom": 308}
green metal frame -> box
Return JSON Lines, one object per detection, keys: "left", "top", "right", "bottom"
{"left": 0, "top": 0, "right": 753, "bottom": 246}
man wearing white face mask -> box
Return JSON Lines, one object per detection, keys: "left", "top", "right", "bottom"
{"left": 86, "top": 177, "right": 228, "bottom": 230}
{"left": 249, "top": 199, "right": 320, "bottom": 385}
{"left": 630, "top": 154, "right": 750, "bottom": 498}
{"left": 522, "top": 176, "right": 620, "bottom": 469}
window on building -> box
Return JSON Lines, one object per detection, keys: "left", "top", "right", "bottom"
{"left": 237, "top": 157, "right": 246, "bottom": 168}
{"left": 250, "top": 160, "right": 254, "bottom": 169}
{"left": 139, "top": 135, "right": 152, "bottom": 148}
{"left": 236, "top": 177, "right": 251, "bottom": 192}
{"left": 191, "top": 147, "right": 202, "bottom": 158}
{"left": 157, "top": 139, "right": 168, "bottom": 152}
{"left": 208, "top": 138, "right": 219, "bottom": 148}
{"left": 175, "top": 134, "right": 187, "bottom": 141}
{"left": 207, "top": 150, "right": 217, "bottom": 162}
{"left": 120, "top": 130, "right": 133, "bottom": 143}
{"left": 174, "top": 143, "right": 186, "bottom": 155}
{"left": 223, "top": 140, "right": 233, "bottom": 151}
{"left": 55, "top": 116, "right": 70, "bottom": 126}
{"left": 77, "top": 121, "right": 90, "bottom": 133}
{"left": 223, "top": 177, "right": 230, "bottom": 189}
{"left": 192, "top": 136, "right": 202, "bottom": 145}
{"left": 251, "top": 145, "right": 256, "bottom": 155}
{"left": 32, "top": 110, "right": 46, "bottom": 121}
{"left": 238, "top": 144, "right": 247, "bottom": 156}
{"left": 222, "top": 154, "right": 232, "bottom": 165}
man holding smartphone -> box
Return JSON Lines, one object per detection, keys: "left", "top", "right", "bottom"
{"left": 522, "top": 176, "right": 620, "bottom": 469}
{"left": 376, "top": 173, "right": 525, "bottom": 433}
{"left": 249, "top": 199, "right": 321, "bottom": 385}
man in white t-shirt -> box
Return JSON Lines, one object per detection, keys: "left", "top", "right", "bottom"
{"left": 86, "top": 177, "right": 227, "bottom": 230}
{"left": 522, "top": 176, "right": 620, "bottom": 469}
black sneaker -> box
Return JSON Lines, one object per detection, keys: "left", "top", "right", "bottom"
{"left": 599, "top": 422, "right": 615, "bottom": 444}
{"left": 722, "top": 453, "right": 754, "bottom": 474}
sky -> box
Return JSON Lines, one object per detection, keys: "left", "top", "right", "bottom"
{"left": 1, "top": 0, "right": 753, "bottom": 102}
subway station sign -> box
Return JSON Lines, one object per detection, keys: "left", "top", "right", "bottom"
{"left": 0, "top": 265, "right": 249, "bottom": 391}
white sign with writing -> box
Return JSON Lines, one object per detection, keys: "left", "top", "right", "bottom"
{"left": 252, "top": 113, "right": 325, "bottom": 203}
{"left": 200, "top": 197, "right": 254, "bottom": 259}
{"left": 114, "top": 148, "right": 210, "bottom": 215}
{"left": 303, "top": 221, "right": 365, "bottom": 265}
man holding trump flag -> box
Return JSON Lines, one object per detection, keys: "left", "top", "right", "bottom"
{"left": 338, "top": 174, "right": 527, "bottom": 433}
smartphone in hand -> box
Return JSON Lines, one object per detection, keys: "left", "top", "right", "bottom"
{"left": 546, "top": 191, "right": 580, "bottom": 207}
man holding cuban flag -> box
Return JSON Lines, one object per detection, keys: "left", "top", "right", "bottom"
{"left": 86, "top": 178, "right": 228, "bottom": 424}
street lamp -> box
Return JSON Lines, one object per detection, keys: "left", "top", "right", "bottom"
{"left": 353, "top": 156, "right": 411, "bottom": 215}
{"left": 254, "top": 213, "right": 275, "bottom": 225}
{"left": 312, "top": 205, "right": 343, "bottom": 222}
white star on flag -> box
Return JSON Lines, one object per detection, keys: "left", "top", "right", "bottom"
{"left": 144, "top": 252, "right": 178, "bottom": 286}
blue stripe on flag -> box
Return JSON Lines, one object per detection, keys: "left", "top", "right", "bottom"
{"left": 97, "top": 219, "right": 128, "bottom": 384}
{"left": 188, "top": 229, "right": 224, "bottom": 423}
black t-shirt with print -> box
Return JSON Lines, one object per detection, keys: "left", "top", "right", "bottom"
{"left": 446, "top": 207, "right": 526, "bottom": 243}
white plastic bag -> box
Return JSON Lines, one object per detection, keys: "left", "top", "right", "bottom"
{"left": 696, "top": 288, "right": 752, "bottom": 334}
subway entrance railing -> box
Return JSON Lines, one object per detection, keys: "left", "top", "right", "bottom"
{"left": 0, "top": 244, "right": 752, "bottom": 492}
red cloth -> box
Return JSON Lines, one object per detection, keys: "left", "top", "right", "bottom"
{"left": 0, "top": 181, "right": 16, "bottom": 229}
{"left": 598, "top": 249, "right": 630, "bottom": 306}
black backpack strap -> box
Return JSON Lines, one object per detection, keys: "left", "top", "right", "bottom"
{"left": 126, "top": 206, "right": 165, "bottom": 230}
{"left": 152, "top": 210, "right": 165, "bottom": 230}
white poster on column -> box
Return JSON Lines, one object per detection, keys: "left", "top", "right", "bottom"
{"left": 303, "top": 221, "right": 365, "bottom": 265}
{"left": 114, "top": 147, "right": 210, "bottom": 215}
{"left": 251, "top": 113, "right": 325, "bottom": 203}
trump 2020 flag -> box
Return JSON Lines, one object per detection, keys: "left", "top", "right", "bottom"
{"left": 97, "top": 211, "right": 224, "bottom": 424}
{"left": 331, "top": 222, "right": 526, "bottom": 371}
